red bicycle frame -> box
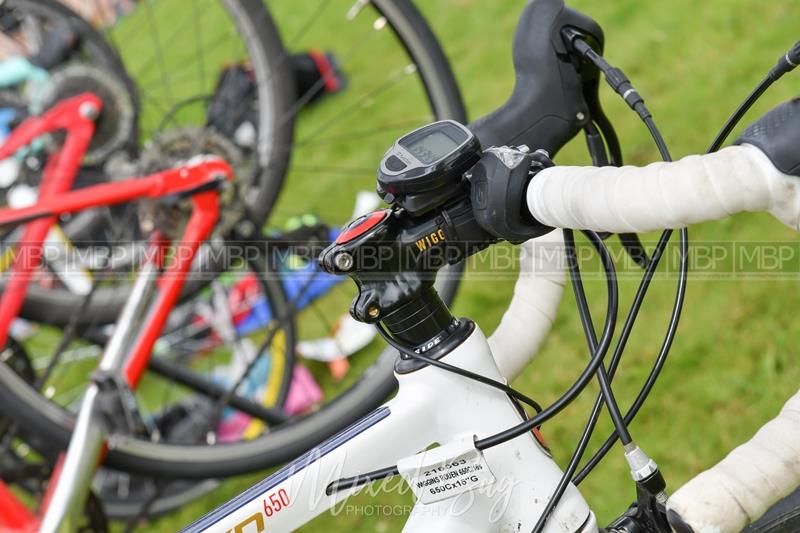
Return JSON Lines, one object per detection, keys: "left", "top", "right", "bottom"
{"left": 0, "top": 94, "right": 233, "bottom": 530}
{"left": 0, "top": 93, "right": 99, "bottom": 349}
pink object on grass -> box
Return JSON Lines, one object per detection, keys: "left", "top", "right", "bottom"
{"left": 284, "top": 364, "right": 323, "bottom": 415}
{"left": 217, "top": 412, "right": 251, "bottom": 443}
{"left": 216, "top": 365, "right": 323, "bottom": 442}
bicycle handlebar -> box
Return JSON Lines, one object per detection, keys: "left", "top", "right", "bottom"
{"left": 668, "top": 389, "right": 800, "bottom": 533}
{"left": 501, "top": 141, "right": 800, "bottom": 533}
{"left": 513, "top": 136, "right": 800, "bottom": 533}
{"left": 526, "top": 144, "right": 800, "bottom": 233}
{"left": 525, "top": 97, "right": 800, "bottom": 235}
{"left": 487, "top": 229, "right": 566, "bottom": 381}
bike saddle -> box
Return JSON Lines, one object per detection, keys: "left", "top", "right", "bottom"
{"left": 736, "top": 97, "right": 800, "bottom": 177}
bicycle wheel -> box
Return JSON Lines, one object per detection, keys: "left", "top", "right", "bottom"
{"left": 14, "top": 0, "right": 295, "bottom": 327}
{"left": 0, "top": 0, "right": 466, "bottom": 479}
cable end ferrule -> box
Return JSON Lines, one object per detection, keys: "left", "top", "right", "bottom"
{"left": 769, "top": 41, "right": 800, "bottom": 80}
{"left": 623, "top": 442, "right": 658, "bottom": 482}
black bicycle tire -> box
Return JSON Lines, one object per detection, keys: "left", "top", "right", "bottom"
{"left": 0, "top": 0, "right": 466, "bottom": 479}
{"left": 15, "top": 0, "right": 295, "bottom": 327}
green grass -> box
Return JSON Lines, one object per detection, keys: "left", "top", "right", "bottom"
{"left": 99, "top": 0, "right": 800, "bottom": 530}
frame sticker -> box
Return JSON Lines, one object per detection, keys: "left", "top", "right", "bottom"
{"left": 397, "top": 434, "right": 495, "bottom": 505}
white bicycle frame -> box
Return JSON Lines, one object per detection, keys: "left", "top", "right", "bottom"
{"left": 184, "top": 321, "right": 599, "bottom": 533}
{"left": 183, "top": 231, "right": 596, "bottom": 533}
{"left": 180, "top": 140, "right": 800, "bottom": 533}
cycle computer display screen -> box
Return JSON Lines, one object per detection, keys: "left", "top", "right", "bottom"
{"left": 403, "top": 130, "right": 460, "bottom": 165}
{"left": 377, "top": 120, "right": 481, "bottom": 215}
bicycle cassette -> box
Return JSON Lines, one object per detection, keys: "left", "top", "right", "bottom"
{"left": 137, "top": 127, "right": 244, "bottom": 238}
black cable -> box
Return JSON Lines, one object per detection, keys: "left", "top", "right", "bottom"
{"left": 569, "top": 231, "right": 632, "bottom": 445}
{"left": 576, "top": 125, "right": 635, "bottom": 446}
{"left": 564, "top": 31, "right": 796, "bottom": 485}
{"left": 584, "top": 122, "right": 610, "bottom": 166}
{"left": 545, "top": 37, "right": 691, "bottom": 498}
{"left": 325, "top": 320, "right": 546, "bottom": 496}
{"left": 326, "top": 465, "right": 399, "bottom": 495}
{"left": 566, "top": 32, "right": 800, "bottom": 482}
{"left": 585, "top": 69, "right": 650, "bottom": 268}
{"left": 592, "top": 105, "right": 624, "bottom": 167}
{"left": 580, "top": 44, "right": 800, "bottom": 480}
{"left": 570, "top": 38, "right": 649, "bottom": 121}
{"left": 571, "top": 231, "right": 674, "bottom": 482}
{"left": 474, "top": 220, "right": 619, "bottom": 451}
{"left": 551, "top": 232, "right": 679, "bottom": 488}
{"left": 573, "top": 227, "right": 688, "bottom": 483}
{"left": 708, "top": 40, "right": 800, "bottom": 152}
{"left": 376, "top": 323, "right": 544, "bottom": 414}
{"left": 542, "top": 124, "right": 662, "bottom": 493}
{"left": 708, "top": 74, "right": 773, "bottom": 153}
{"left": 531, "top": 229, "right": 625, "bottom": 533}
{"left": 583, "top": 123, "right": 613, "bottom": 240}
{"left": 643, "top": 116, "right": 672, "bottom": 161}
{"left": 520, "top": 41, "right": 800, "bottom": 492}
{"left": 563, "top": 36, "right": 792, "bottom": 486}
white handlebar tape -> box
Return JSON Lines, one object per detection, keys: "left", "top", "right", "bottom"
{"left": 527, "top": 144, "right": 800, "bottom": 233}
{"left": 667, "top": 388, "right": 800, "bottom": 533}
{"left": 488, "top": 229, "right": 565, "bottom": 382}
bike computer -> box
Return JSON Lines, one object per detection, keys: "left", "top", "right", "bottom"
{"left": 377, "top": 120, "right": 480, "bottom": 215}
